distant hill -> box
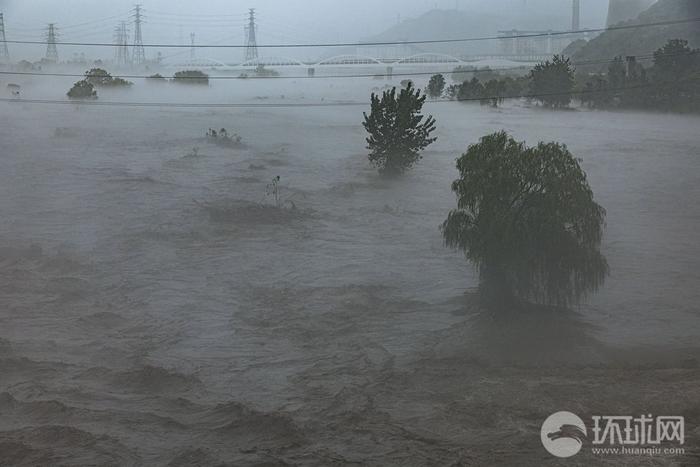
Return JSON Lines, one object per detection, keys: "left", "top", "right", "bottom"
{"left": 569, "top": 0, "right": 700, "bottom": 69}
{"left": 607, "top": 0, "right": 657, "bottom": 26}
{"left": 340, "top": 4, "right": 585, "bottom": 58}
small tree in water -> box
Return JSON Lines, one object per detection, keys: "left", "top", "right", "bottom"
{"left": 426, "top": 74, "right": 446, "bottom": 98}
{"left": 362, "top": 83, "right": 437, "bottom": 177}
{"left": 442, "top": 131, "right": 608, "bottom": 308}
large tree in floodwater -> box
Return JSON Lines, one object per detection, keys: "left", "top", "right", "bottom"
{"left": 363, "top": 83, "right": 437, "bottom": 177}
{"left": 442, "top": 131, "right": 609, "bottom": 308}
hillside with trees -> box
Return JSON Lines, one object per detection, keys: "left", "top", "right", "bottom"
{"left": 568, "top": 0, "right": 700, "bottom": 70}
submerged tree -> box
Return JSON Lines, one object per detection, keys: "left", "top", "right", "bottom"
{"left": 426, "top": 74, "right": 446, "bottom": 98}
{"left": 362, "top": 83, "right": 437, "bottom": 176}
{"left": 529, "top": 55, "right": 575, "bottom": 108}
{"left": 480, "top": 79, "right": 506, "bottom": 107}
{"left": 456, "top": 77, "right": 485, "bottom": 102}
{"left": 442, "top": 131, "right": 608, "bottom": 308}
{"left": 67, "top": 80, "right": 97, "bottom": 99}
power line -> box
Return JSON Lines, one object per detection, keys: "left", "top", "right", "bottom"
{"left": 1, "top": 17, "right": 698, "bottom": 49}
{"left": 2, "top": 81, "right": 694, "bottom": 109}
{"left": 146, "top": 10, "right": 248, "bottom": 19}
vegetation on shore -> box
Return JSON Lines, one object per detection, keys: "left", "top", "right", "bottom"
{"left": 579, "top": 39, "right": 699, "bottom": 112}
{"left": 438, "top": 38, "right": 698, "bottom": 113}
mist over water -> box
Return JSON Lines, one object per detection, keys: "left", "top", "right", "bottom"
{"left": 1, "top": 71, "right": 700, "bottom": 464}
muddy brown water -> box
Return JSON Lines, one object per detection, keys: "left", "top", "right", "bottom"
{"left": 1, "top": 78, "right": 699, "bottom": 465}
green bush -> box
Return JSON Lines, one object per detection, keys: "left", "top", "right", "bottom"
{"left": 173, "top": 70, "right": 210, "bottom": 85}
{"left": 67, "top": 80, "right": 97, "bottom": 99}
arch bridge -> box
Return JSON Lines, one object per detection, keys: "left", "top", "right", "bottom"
{"left": 169, "top": 53, "right": 550, "bottom": 69}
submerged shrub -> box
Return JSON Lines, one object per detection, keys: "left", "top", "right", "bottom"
{"left": 173, "top": 70, "right": 209, "bottom": 85}
{"left": 67, "top": 80, "right": 97, "bottom": 99}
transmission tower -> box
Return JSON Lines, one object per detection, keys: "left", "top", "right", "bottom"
{"left": 132, "top": 4, "right": 146, "bottom": 66}
{"left": 190, "top": 33, "right": 196, "bottom": 60}
{"left": 244, "top": 8, "right": 258, "bottom": 62}
{"left": 114, "top": 21, "right": 130, "bottom": 67}
{"left": 0, "top": 13, "right": 10, "bottom": 64}
{"left": 45, "top": 23, "right": 59, "bottom": 62}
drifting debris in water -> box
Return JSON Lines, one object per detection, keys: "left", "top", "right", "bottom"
{"left": 6, "top": 84, "right": 21, "bottom": 98}
{"left": 267, "top": 176, "right": 282, "bottom": 208}
{"left": 197, "top": 199, "right": 309, "bottom": 226}
{"left": 206, "top": 128, "right": 244, "bottom": 148}
{"left": 54, "top": 127, "right": 79, "bottom": 138}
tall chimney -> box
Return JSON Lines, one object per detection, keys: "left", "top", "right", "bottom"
{"left": 572, "top": 0, "right": 581, "bottom": 31}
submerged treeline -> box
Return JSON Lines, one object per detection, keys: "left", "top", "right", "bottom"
{"left": 441, "top": 39, "right": 699, "bottom": 113}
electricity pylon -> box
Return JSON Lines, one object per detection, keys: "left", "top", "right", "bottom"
{"left": 114, "top": 21, "right": 130, "bottom": 67}
{"left": 45, "top": 23, "right": 58, "bottom": 62}
{"left": 190, "top": 32, "right": 196, "bottom": 60}
{"left": 0, "top": 13, "right": 10, "bottom": 64}
{"left": 244, "top": 8, "right": 258, "bottom": 62}
{"left": 132, "top": 4, "right": 146, "bottom": 66}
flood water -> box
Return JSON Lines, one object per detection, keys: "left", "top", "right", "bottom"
{"left": 1, "top": 76, "right": 699, "bottom": 465}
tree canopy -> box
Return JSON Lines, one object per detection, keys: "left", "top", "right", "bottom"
{"left": 362, "top": 83, "right": 437, "bottom": 176}
{"left": 84, "top": 68, "right": 133, "bottom": 87}
{"left": 442, "top": 131, "right": 609, "bottom": 308}
{"left": 426, "top": 74, "right": 446, "bottom": 98}
{"left": 529, "top": 55, "right": 575, "bottom": 108}
{"left": 579, "top": 39, "right": 699, "bottom": 112}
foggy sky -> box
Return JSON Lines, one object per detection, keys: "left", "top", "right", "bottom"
{"left": 1, "top": 0, "right": 610, "bottom": 62}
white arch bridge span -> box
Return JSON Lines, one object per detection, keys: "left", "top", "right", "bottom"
{"left": 169, "top": 52, "right": 549, "bottom": 69}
